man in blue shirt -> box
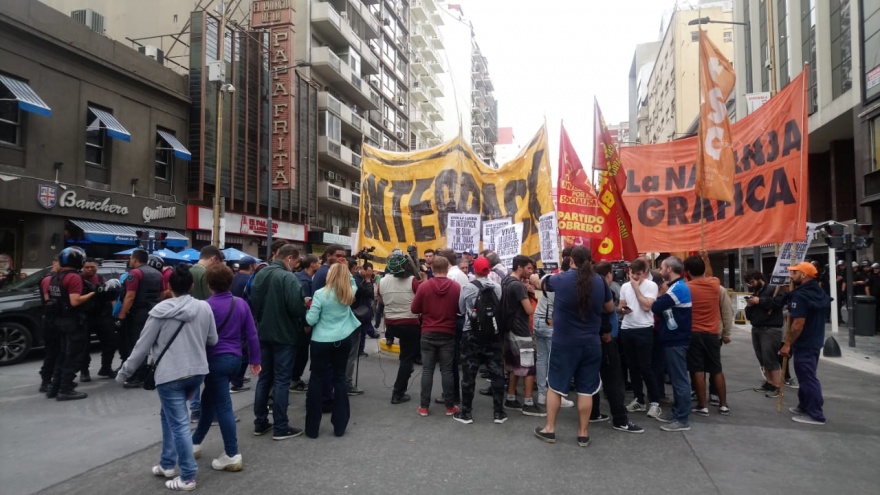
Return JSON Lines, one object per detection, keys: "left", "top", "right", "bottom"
{"left": 651, "top": 256, "right": 693, "bottom": 432}
{"left": 781, "top": 262, "right": 831, "bottom": 426}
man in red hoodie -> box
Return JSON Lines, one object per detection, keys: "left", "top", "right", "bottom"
{"left": 411, "top": 256, "right": 461, "bottom": 417}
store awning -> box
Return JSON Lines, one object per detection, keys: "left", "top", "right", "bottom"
{"left": 69, "top": 220, "right": 188, "bottom": 247}
{"left": 87, "top": 106, "right": 131, "bottom": 142}
{"left": 0, "top": 75, "right": 52, "bottom": 117}
{"left": 157, "top": 130, "right": 192, "bottom": 160}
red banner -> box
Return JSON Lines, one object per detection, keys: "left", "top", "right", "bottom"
{"left": 618, "top": 71, "right": 809, "bottom": 252}
{"left": 556, "top": 123, "right": 602, "bottom": 249}
{"left": 594, "top": 100, "right": 639, "bottom": 261}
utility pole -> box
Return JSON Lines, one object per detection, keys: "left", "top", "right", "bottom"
{"left": 212, "top": 1, "right": 229, "bottom": 248}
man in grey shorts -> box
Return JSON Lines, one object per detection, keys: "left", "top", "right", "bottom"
{"left": 744, "top": 271, "right": 786, "bottom": 397}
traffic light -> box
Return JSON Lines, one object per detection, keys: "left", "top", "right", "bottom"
{"left": 135, "top": 230, "right": 149, "bottom": 250}
{"left": 824, "top": 223, "right": 845, "bottom": 249}
{"left": 854, "top": 223, "right": 873, "bottom": 249}
{"left": 156, "top": 232, "right": 168, "bottom": 250}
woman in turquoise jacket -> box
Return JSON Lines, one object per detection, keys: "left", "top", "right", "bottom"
{"left": 304, "top": 263, "right": 360, "bottom": 438}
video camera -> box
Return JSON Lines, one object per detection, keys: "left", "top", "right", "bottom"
{"left": 611, "top": 261, "right": 630, "bottom": 285}
{"left": 357, "top": 246, "right": 376, "bottom": 261}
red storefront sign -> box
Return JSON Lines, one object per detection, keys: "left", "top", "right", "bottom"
{"left": 187, "top": 205, "right": 306, "bottom": 242}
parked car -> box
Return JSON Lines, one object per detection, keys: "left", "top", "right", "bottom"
{"left": 0, "top": 261, "right": 128, "bottom": 366}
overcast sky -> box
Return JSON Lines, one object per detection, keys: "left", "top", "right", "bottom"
{"left": 452, "top": 0, "right": 679, "bottom": 178}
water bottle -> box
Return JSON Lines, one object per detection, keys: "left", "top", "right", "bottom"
{"left": 663, "top": 309, "right": 678, "bottom": 330}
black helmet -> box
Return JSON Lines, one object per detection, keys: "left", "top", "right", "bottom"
{"left": 861, "top": 260, "right": 870, "bottom": 266}
{"left": 147, "top": 254, "right": 165, "bottom": 271}
{"left": 59, "top": 247, "right": 86, "bottom": 270}
{"left": 872, "top": 263, "right": 880, "bottom": 270}
{"left": 386, "top": 253, "right": 408, "bottom": 275}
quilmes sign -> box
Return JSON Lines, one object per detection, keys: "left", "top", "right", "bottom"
{"left": 143, "top": 205, "right": 177, "bottom": 224}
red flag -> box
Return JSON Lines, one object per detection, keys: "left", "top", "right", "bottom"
{"left": 594, "top": 99, "right": 639, "bottom": 261}
{"left": 696, "top": 29, "right": 736, "bottom": 202}
{"left": 556, "top": 123, "right": 602, "bottom": 250}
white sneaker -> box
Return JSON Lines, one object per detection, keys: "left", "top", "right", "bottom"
{"left": 646, "top": 402, "right": 662, "bottom": 418}
{"left": 626, "top": 399, "right": 646, "bottom": 412}
{"left": 152, "top": 465, "right": 177, "bottom": 478}
{"left": 192, "top": 443, "right": 201, "bottom": 459}
{"left": 560, "top": 396, "right": 574, "bottom": 408}
{"left": 165, "top": 476, "right": 197, "bottom": 491}
{"left": 212, "top": 452, "right": 243, "bottom": 471}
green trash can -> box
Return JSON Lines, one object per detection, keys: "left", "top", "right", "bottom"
{"left": 854, "top": 295, "right": 876, "bottom": 336}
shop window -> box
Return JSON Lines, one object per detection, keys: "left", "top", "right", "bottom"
{"left": 0, "top": 87, "right": 20, "bottom": 146}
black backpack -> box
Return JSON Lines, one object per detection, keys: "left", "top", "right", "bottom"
{"left": 468, "top": 280, "right": 501, "bottom": 343}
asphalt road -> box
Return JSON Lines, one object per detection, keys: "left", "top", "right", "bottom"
{"left": 1, "top": 325, "right": 878, "bottom": 495}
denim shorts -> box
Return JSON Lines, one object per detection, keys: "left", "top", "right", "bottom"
{"left": 547, "top": 344, "right": 602, "bottom": 396}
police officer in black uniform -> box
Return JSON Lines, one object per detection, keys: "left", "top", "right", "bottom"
{"left": 45, "top": 247, "right": 95, "bottom": 401}
{"left": 115, "top": 249, "right": 162, "bottom": 388}
{"left": 79, "top": 258, "right": 119, "bottom": 380}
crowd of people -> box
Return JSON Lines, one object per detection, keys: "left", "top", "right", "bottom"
{"left": 35, "top": 240, "right": 838, "bottom": 490}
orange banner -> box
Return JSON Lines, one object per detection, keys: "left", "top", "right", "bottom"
{"left": 594, "top": 99, "right": 639, "bottom": 261}
{"left": 696, "top": 29, "right": 736, "bottom": 202}
{"left": 556, "top": 123, "right": 602, "bottom": 248}
{"left": 619, "top": 71, "right": 809, "bottom": 252}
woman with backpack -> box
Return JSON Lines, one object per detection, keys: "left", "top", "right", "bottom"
{"left": 116, "top": 265, "right": 218, "bottom": 491}
{"left": 304, "top": 262, "right": 361, "bottom": 438}
{"left": 191, "top": 264, "right": 262, "bottom": 473}
{"left": 377, "top": 252, "right": 423, "bottom": 405}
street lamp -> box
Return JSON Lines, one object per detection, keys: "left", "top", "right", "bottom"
{"left": 263, "top": 60, "right": 311, "bottom": 260}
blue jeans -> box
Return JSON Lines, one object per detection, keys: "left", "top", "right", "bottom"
{"left": 253, "top": 341, "right": 295, "bottom": 435}
{"left": 192, "top": 353, "right": 240, "bottom": 456}
{"left": 157, "top": 375, "right": 204, "bottom": 482}
{"left": 305, "top": 338, "right": 352, "bottom": 438}
{"left": 793, "top": 346, "right": 825, "bottom": 422}
{"left": 664, "top": 345, "right": 690, "bottom": 424}
{"left": 534, "top": 319, "right": 553, "bottom": 399}
{"left": 190, "top": 389, "right": 201, "bottom": 417}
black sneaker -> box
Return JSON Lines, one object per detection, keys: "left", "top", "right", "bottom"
{"left": 79, "top": 371, "right": 92, "bottom": 383}
{"left": 522, "top": 403, "right": 547, "bottom": 417}
{"left": 504, "top": 398, "right": 524, "bottom": 410}
{"left": 97, "top": 367, "right": 117, "bottom": 379}
{"left": 230, "top": 385, "right": 250, "bottom": 394}
{"left": 56, "top": 390, "right": 88, "bottom": 401}
{"left": 709, "top": 394, "right": 720, "bottom": 406}
{"left": 273, "top": 427, "right": 304, "bottom": 441}
{"left": 123, "top": 381, "right": 144, "bottom": 389}
{"left": 452, "top": 411, "right": 474, "bottom": 424}
{"left": 38, "top": 382, "right": 49, "bottom": 393}
{"left": 590, "top": 413, "right": 610, "bottom": 423}
{"left": 754, "top": 382, "right": 774, "bottom": 392}
{"left": 289, "top": 380, "right": 307, "bottom": 393}
{"left": 613, "top": 421, "right": 645, "bottom": 434}
{"left": 253, "top": 423, "right": 273, "bottom": 436}
{"left": 391, "top": 394, "right": 411, "bottom": 405}
{"left": 534, "top": 427, "right": 556, "bottom": 443}
{"left": 435, "top": 396, "right": 461, "bottom": 405}
{"left": 577, "top": 435, "right": 592, "bottom": 447}
{"left": 46, "top": 387, "right": 58, "bottom": 399}
{"left": 493, "top": 411, "right": 508, "bottom": 424}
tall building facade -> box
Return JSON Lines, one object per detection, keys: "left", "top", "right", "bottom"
{"left": 644, "top": 3, "right": 734, "bottom": 144}
{"left": 628, "top": 41, "right": 661, "bottom": 144}
{"left": 408, "top": 0, "right": 446, "bottom": 150}
{"left": 733, "top": 0, "right": 873, "bottom": 257}
{"left": 0, "top": 0, "right": 190, "bottom": 270}
{"left": 437, "top": 4, "right": 498, "bottom": 166}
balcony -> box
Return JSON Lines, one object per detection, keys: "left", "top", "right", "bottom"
{"left": 411, "top": 0, "right": 428, "bottom": 22}
{"left": 411, "top": 81, "right": 428, "bottom": 101}
{"left": 353, "top": 0, "right": 381, "bottom": 39}
{"left": 410, "top": 24, "right": 427, "bottom": 47}
{"left": 310, "top": 46, "right": 379, "bottom": 111}
{"left": 420, "top": 97, "right": 441, "bottom": 114}
{"left": 311, "top": 3, "right": 347, "bottom": 47}
{"left": 318, "top": 136, "right": 361, "bottom": 175}
{"left": 421, "top": 45, "right": 439, "bottom": 63}
{"left": 430, "top": 32, "right": 444, "bottom": 49}
{"left": 411, "top": 57, "right": 429, "bottom": 76}
{"left": 431, "top": 10, "right": 443, "bottom": 26}
{"left": 429, "top": 56, "right": 445, "bottom": 74}
{"left": 429, "top": 78, "right": 444, "bottom": 97}
{"left": 317, "top": 180, "right": 359, "bottom": 212}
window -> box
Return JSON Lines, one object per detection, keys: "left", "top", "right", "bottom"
{"left": 830, "top": 0, "right": 852, "bottom": 99}
{"left": 691, "top": 31, "right": 699, "bottom": 42}
{"left": 723, "top": 31, "right": 732, "bottom": 42}
{"left": 155, "top": 132, "right": 174, "bottom": 181}
{"left": 319, "top": 111, "right": 342, "bottom": 142}
{"left": 0, "top": 87, "right": 20, "bottom": 146}
{"left": 863, "top": 0, "right": 880, "bottom": 100}
{"left": 85, "top": 112, "right": 109, "bottom": 183}
{"left": 802, "top": 0, "right": 818, "bottom": 113}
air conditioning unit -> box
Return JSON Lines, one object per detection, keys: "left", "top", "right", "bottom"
{"left": 332, "top": 225, "right": 341, "bottom": 234}
{"left": 396, "top": 131, "right": 404, "bottom": 139}
{"left": 324, "top": 171, "right": 337, "bottom": 181}
{"left": 138, "top": 45, "right": 165, "bottom": 64}
{"left": 341, "top": 11, "right": 348, "bottom": 20}
{"left": 383, "top": 118, "right": 390, "bottom": 128}
{"left": 353, "top": 181, "right": 361, "bottom": 190}
{"left": 397, "top": 97, "right": 405, "bottom": 106}
{"left": 71, "top": 8, "right": 105, "bottom": 35}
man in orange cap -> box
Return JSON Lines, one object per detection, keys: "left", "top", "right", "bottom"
{"left": 780, "top": 262, "right": 831, "bottom": 426}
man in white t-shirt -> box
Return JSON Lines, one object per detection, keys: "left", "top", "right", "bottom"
{"left": 619, "top": 258, "right": 663, "bottom": 419}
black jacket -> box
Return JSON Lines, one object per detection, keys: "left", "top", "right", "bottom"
{"left": 744, "top": 283, "right": 785, "bottom": 328}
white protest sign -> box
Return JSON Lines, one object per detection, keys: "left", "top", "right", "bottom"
{"left": 446, "top": 213, "right": 481, "bottom": 253}
{"left": 538, "top": 212, "right": 559, "bottom": 270}
{"left": 494, "top": 223, "right": 524, "bottom": 269}
{"left": 770, "top": 222, "right": 818, "bottom": 285}
{"left": 482, "top": 218, "right": 512, "bottom": 253}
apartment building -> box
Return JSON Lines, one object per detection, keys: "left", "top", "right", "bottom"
{"left": 408, "top": 0, "right": 446, "bottom": 150}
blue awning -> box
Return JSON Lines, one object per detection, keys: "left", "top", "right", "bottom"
{"left": 0, "top": 75, "right": 52, "bottom": 117}
{"left": 87, "top": 106, "right": 131, "bottom": 142}
{"left": 69, "top": 220, "right": 188, "bottom": 248}
{"left": 157, "top": 130, "right": 192, "bottom": 160}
